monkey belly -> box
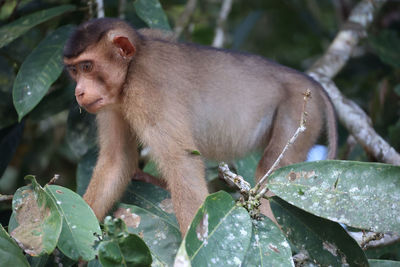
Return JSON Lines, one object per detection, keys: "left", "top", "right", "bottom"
{"left": 192, "top": 112, "right": 273, "bottom": 161}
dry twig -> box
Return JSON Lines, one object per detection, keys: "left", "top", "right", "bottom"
{"left": 254, "top": 89, "right": 311, "bottom": 199}
{"left": 174, "top": 0, "right": 198, "bottom": 39}
{"left": 212, "top": 0, "right": 233, "bottom": 48}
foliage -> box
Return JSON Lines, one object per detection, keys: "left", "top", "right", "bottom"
{"left": 0, "top": 0, "right": 400, "bottom": 266}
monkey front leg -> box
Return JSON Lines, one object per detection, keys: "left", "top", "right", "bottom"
{"left": 166, "top": 158, "right": 208, "bottom": 235}
{"left": 84, "top": 111, "right": 138, "bottom": 221}
{"left": 142, "top": 130, "right": 208, "bottom": 234}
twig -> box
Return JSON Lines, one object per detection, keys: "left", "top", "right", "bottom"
{"left": 212, "top": 0, "right": 233, "bottom": 48}
{"left": 254, "top": 89, "right": 311, "bottom": 198}
{"left": 218, "top": 162, "right": 251, "bottom": 194}
{"left": 292, "top": 250, "right": 309, "bottom": 265}
{"left": 96, "top": 0, "right": 105, "bottom": 18}
{"left": 48, "top": 174, "right": 60, "bottom": 185}
{"left": 174, "top": 0, "right": 198, "bottom": 39}
{"left": 0, "top": 194, "right": 13, "bottom": 202}
{"left": 307, "top": 0, "right": 400, "bottom": 165}
{"left": 348, "top": 231, "right": 400, "bottom": 249}
{"left": 118, "top": 0, "right": 127, "bottom": 19}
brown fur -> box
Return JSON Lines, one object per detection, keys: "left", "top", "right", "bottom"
{"left": 64, "top": 18, "right": 337, "bottom": 235}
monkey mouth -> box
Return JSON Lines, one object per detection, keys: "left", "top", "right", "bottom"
{"left": 82, "top": 98, "right": 103, "bottom": 113}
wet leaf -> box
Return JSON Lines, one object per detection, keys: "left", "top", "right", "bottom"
{"left": 0, "top": 5, "right": 75, "bottom": 48}
{"left": 13, "top": 25, "right": 75, "bottom": 121}
{"left": 46, "top": 185, "right": 101, "bottom": 261}
{"left": 268, "top": 160, "right": 400, "bottom": 234}
{"left": 178, "top": 191, "right": 252, "bottom": 266}
{"left": 0, "top": 224, "right": 29, "bottom": 267}
{"left": 98, "top": 218, "right": 152, "bottom": 267}
{"left": 134, "top": 0, "right": 171, "bottom": 31}
{"left": 242, "top": 215, "right": 294, "bottom": 266}
{"left": 115, "top": 204, "right": 181, "bottom": 266}
{"left": 10, "top": 176, "right": 62, "bottom": 256}
{"left": 122, "top": 181, "right": 178, "bottom": 228}
{"left": 271, "top": 197, "right": 368, "bottom": 266}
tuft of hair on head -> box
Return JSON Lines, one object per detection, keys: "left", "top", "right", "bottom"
{"left": 63, "top": 18, "right": 138, "bottom": 59}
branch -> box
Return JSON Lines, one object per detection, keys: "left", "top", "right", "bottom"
{"left": 174, "top": 0, "right": 198, "bottom": 39}
{"left": 348, "top": 231, "right": 400, "bottom": 249}
{"left": 255, "top": 89, "right": 311, "bottom": 198}
{"left": 0, "top": 194, "right": 13, "bottom": 202}
{"left": 212, "top": 0, "right": 233, "bottom": 48}
{"left": 96, "top": 0, "right": 105, "bottom": 18}
{"left": 306, "top": 0, "right": 400, "bottom": 165}
{"left": 218, "top": 162, "right": 251, "bottom": 193}
{"left": 118, "top": 0, "right": 127, "bottom": 19}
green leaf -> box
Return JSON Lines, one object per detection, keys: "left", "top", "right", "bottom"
{"left": 115, "top": 204, "right": 181, "bottom": 266}
{"left": 0, "top": 224, "right": 30, "bottom": 267}
{"left": 190, "top": 150, "right": 201, "bottom": 156}
{"left": 369, "top": 259, "right": 400, "bottom": 266}
{"left": 122, "top": 181, "right": 179, "bottom": 228}
{"left": 0, "top": 5, "right": 75, "bottom": 48}
{"left": 268, "top": 160, "right": 400, "bottom": 233}
{"left": 98, "top": 218, "right": 152, "bottom": 267}
{"left": 13, "top": 25, "right": 75, "bottom": 121}
{"left": 10, "top": 175, "right": 62, "bottom": 256}
{"left": 179, "top": 191, "right": 252, "bottom": 266}
{"left": 46, "top": 185, "right": 101, "bottom": 261}
{"left": 271, "top": 197, "right": 368, "bottom": 266}
{"left": 134, "top": 0, "right": 171, "bottom": 31}
{"left": 98, "top": 235, "right": 152, "bottom": 267}
{"left": 242, "top": 215, "right": 293, "bottom": 266}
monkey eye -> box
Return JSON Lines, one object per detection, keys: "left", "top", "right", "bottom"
{"left": 80, "top": 61, "right": 93, "bottom": 73}
{"left": 67, "top": 65, "right": 77, "bottom": 75}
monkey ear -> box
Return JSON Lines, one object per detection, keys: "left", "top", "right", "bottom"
{"left": 113, "top": 36, "right": 136, "bottom": 58}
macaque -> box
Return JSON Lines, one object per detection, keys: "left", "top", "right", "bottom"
{"left": 63, "top": 18, "right": 337, "bottom": 235}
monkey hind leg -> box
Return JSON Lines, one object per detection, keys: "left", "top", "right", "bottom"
{"left": 255, "top": 100, "right": 322, "bottom": 223}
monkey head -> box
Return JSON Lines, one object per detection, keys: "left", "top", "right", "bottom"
{"left": 63, "top": 19, "right": 137, "bottom": 113}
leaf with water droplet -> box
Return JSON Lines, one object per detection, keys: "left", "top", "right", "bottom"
{"left": 268, "top": 160, "right": 400, "bottom": 234}
{"left": 13, "top": 25, "right": 75, "bottom": 121}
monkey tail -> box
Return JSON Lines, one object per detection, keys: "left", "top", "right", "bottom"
{"left": 321, "top": 88, "right": 338, "bottom": 159}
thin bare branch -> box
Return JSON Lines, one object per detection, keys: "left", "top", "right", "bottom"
{"left": 0, "top": 194, "right": 13, "bottom": 202}
{"left": 48, "top": 174, "right": 60, "bottom": 185}
{"left": 96, "top": 0, "right": 105, "bottom": 18}
{"left": 255, "top": 89, "right": 311, "bottom": 198}
{"left": 212, "top": 0, "right": 233, "bottom": 48}
{"left": 118, "top": 0, "right": 127, "bottom": 19}
{"left": 174, "top": 0, "right": 198, "bottom": 39}
{"left": 218, "top": 162, "right": 251, "bottom": 193}
{"left": 348, "top": 231, "right": 400, "bottom": 249}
